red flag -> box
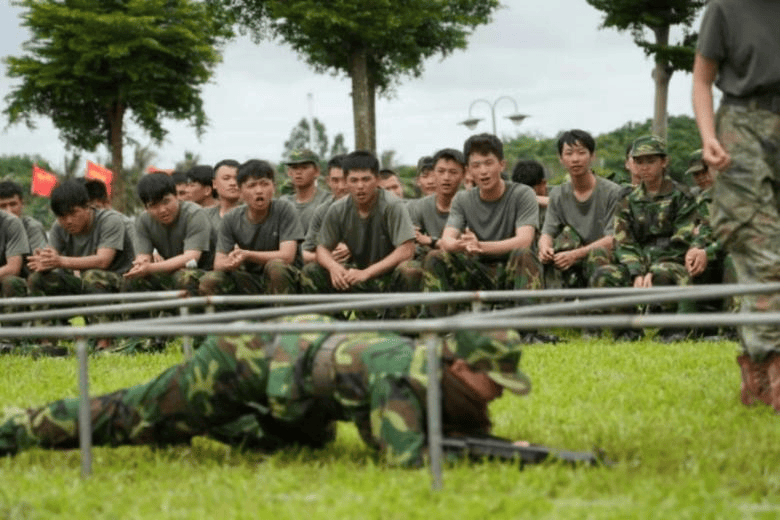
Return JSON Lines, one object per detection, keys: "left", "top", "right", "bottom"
{"left": 31, "top": 164, "right": 58, "bottom": 198}
{"left": 85, "top": 161, "right": 114, "bottom": 198}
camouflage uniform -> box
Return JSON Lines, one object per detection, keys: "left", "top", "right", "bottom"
{"left": 590, "top": 137, "right": 699, "bottom": 316}
{"left": 542, "top": 226, "right": 607, "bottom": 290}
{"left": 0, "top": 315, "right": 530, "bottom": 467}
{"left": 28, "top": 269, "right": 124, "bottom": 325}
{"left": 198, "top": 261, "right": 298, "bottom": 298}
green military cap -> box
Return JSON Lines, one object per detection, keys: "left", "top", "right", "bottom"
{"left": 630, "top": 135, "right": 667, "bottom": 158}
{"left": 685, "top": 149, "right": 706, "bottom": 176}
{"left": 451, "top": 329, "right": 531, "bottom": 395}
{"left": 285, "top": 149, "right": 320, "bottom": 166}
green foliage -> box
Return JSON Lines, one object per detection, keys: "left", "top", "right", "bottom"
{"left": 2, "top": 336, "right": 780, "bottom": 518}
{"left": 585, "top": 0, "right": 706, "bottom": 72}
{"left": 282, "top": 118, "right": 347, "bottom": 163}
{"left": 0, "top": 154, "right": 56, "bottom": 228}
{"left": 503, "top": 115, "right": 702, "bottom": 186}
{"left": 4, "top": 0, "right": 232, "bottom": 209}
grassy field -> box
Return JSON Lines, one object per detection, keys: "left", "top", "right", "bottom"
{"left": 1, "top": 335, "right": 780, "bottom": 519}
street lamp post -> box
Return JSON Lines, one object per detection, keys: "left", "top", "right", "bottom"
{"left": 458, "top": 96, "right": 528, "bottom": 136}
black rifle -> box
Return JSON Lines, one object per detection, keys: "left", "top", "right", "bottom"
{"left": 441, "top": 435, "right": 610, "bottom": 467}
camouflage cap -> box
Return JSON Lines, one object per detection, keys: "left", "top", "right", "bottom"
{"left": 685, "top": 149, "right": 706, "bottom": 176}
{"left": 450, "top": 329, "right": 531, "bottom": 395}
{"left": 285, "top": 149, "right": 320, "bottom": 166}
{"left": 630, "top": 135, "right": 667, "bottom": 158}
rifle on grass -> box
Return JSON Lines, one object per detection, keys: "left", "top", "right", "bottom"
{"left": 441, "top": 435, "right": 611, "bottom": 467}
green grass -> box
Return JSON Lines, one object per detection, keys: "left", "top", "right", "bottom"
{"left": 2, "top": 336, "right": 780, "bottom": 519}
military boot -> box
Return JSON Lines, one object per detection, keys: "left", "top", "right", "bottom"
{"left": 765, "top": 354, "right": 780, "bottom": 413}
{"left": 736, "top": 354, "right": 769, "bottom": 406}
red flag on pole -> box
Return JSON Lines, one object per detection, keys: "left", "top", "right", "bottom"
{"left": 30, "top": 164, "right": 58, "bottom": 197}
{"left": 85, "top": 161, "right": 114, "bottom": 198}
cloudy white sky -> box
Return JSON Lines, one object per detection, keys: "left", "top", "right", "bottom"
{"left": 0, "top": 1, "right": 708, "bottom": 171}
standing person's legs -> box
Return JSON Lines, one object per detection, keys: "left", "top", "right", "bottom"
{"left": 711, "top": 105, "right": 780, "bottom": 408}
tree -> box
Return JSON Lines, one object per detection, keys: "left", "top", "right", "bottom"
{"left": 586, "top": 0, "right": 705, "bottom": 139}
{"left": 282, "top": 117, "right": 347, "bottom": 162}
{"left": 4, "top": 0, "right": 232, "bottom": 210}
{"left": 216, "top": 0, "right": 499, "bottom": 152}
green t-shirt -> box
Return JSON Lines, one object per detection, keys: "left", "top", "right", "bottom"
{"left": 217, "top": 200, "right": 304, "bottom": 273}
{"left": 698, "top": 0, "right": 780, "bottom": 97}
{"left": 21, "top": 215, "right": 47, "bottom": 251}
{"left": 446, "top": 181, "right": 538, "bottom": 260}
{"left": 542, "top": 176, "right": 623, "bottom": 245}
{"left": 135, "top": 200, "right": 214, "bottom": 270}
{"left": 49, "top": 208, "right": 134, "bottom": 274}
{"left": 407, "top": 194, "right": 449, "bottom": 240}
{"left": 319, "top": 189, "right": 415, "bottom": 269}
{"left": 302, "top": 199, "right": 335, "bottom": 253}
{"left": 0, "top": 211, "right": 30, "bottom": 267}
{"left": 280, "top": 187, "right": 332, "bottom": 234}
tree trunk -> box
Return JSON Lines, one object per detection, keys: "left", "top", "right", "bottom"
{"left": 367, "top": 71, "right": 377, "bottom": 154}
{"left": 107, "top": 100, "right": 126, "bottom": 212}
{"left": 651, "top": 25, "right": 671, "bottom": 140}
{"left": 348, "top": 47, "right": 373, "bottom": 153}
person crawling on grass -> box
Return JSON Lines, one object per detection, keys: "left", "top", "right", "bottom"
{"left": 0, "top": 315, "right": 530, "bottom": 467}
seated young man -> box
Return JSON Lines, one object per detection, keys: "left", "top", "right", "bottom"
{"left": 378, "top": 169, "right": 405, "bottom": 199}
{"left": 589, "top": 135, "right": 699, "bottom": 342}
{"left": 301, "top": 154, "right": 350, "bottom": 265}
{"left": 122, "top": 173, "right": 214, "bottom": 297}
{"left": 511, "top": 159, "right": 549, "bottom": 228}
{"left": 538, "top": 130, "right": 623, "bottom": 289}
{"left": 198, "top": 159, "right": 303, "bottom": 297}
{"left": 280, "top": 149, "right": 332, "bottom": 234}
{"left": 0, "top": 209, "right": 30, "bottom": 300}
{"left": 204, "top": 159, "right": 242, "bottom": 230}
{"left": 186, "top": 165, "right": 217, "bottom": 208}
{"left": 422, "top": 133, "right": 541, "bottom": 317}
{"left": 27, "top": 180, "right": 134, "bottom": 330}
{"left": 301, "top": 151, "right": 419, "bottom": 317}
{"left": 415, "top": 155, "right": 436, "bottom": 197}
{"left": 405, "top": 148, "right": 466, "bottom": 259}
{"left": 0, "top": 180, "right": 47, "bottom": 252}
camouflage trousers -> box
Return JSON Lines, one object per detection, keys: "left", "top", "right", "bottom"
{"left": 27, "top": 269, "right": 123, "bottom": 325}
{"left": 711, "top": 103, "right": 780, "bottom": 359}
{"left": 422, "top": 248, "right": 541, "bottom": 317}
{"left": 0, "top": 334, "right": 335, "bottom": 456}
{"left": 199, "top": 260, "right": 299, "bottom": 299}
{"left": 1, "top": 275, "right": 28, "bottom": 327}
{"left": 589, "top": 253, "right": 695, "bottom": 314}
{"left": 543, "top": 227, "right": 607, "bottom": 290}
{"left": 299, "top": 262, "right": 423, "bottom": 319}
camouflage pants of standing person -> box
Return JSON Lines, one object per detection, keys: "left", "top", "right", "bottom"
{"left": 0, "top": 333, "right": 336, "bottom": 456}
{"left": 589, "top": 260, "right": 695, "bottom": 314}
{"left": 710, "top": 104, "right": 780, "bottom": 360}
{"left": 421, "top": 247, "right": 542, "bottom": 317}
{"left": 299, "top": 261, "right": 423, "bottom": 319}
{"left": 26, "top": 268, "right": 123, "bottom": 325}
{"left": 198, "top": 260, "right": 299, "bottom": 301}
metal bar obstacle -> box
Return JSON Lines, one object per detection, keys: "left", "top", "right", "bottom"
{"left": 3, "top": 283, "right": 780, "bottom": 488}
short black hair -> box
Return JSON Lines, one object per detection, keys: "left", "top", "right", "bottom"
{"left": 379, "top": 169, "right": 398, "bottom": 181}
{"left": 511, "top": 160, "right": 546, "bottom": 187}
{"left": 433, "top": 148, "right": 466, "bottom": 168}
{"left": 79, "top": 178, "right": 109, "bottom": 204}
{"left": 343, "top": 150, "right": 379, "bottom": 176}
{"left": 326, "top": 154, "right": 346, "bottom": 174}
{"left": 464, "top": 133, "right": 503, "bottom": 162}
{"left": 0, "top": 180, "right": 24, "bottom": 200}
{"left": 50, "top": 179, "right": 89, "bottom": 217}
{"left": 557, "top": 129, "right": 596, "bottom": 155}
{"left": 186, "top": 165, "right": 215, "bottom": 188}
{"left": 171, "top": 170, "right": 188, "bottom": 185}
{"left": 237, "top": 159, "right": 275, "bottom": 186}
{"left": 137, "top": 173, "right": 176, "bottom": 206}
{"left": 214, "top": 159, "right": 240, "bottom": 172}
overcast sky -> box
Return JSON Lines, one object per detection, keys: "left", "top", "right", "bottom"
{"left": 0, "top": 1, "right": 708, "bottom": 172}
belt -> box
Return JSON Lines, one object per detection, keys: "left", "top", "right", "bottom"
{"left": 722, "top": 93, "right": 780, "bottom": 114}
{"left": 309, "top": 334, "right": 344, "bottom": 396}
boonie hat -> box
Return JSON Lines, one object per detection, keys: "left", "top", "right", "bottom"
{"left": 630, "top": 135, "right": 667, "bottom": 158}
{"left": 450, "top": 329, "right": 531, "bottom": 395}
{"left": 685, "top": 149, "right": 706, "bottom": 176}
{"left": 285, "top": 149, "right": 320, "bottom": 166}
